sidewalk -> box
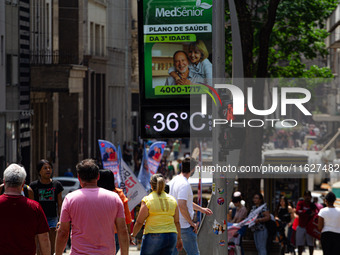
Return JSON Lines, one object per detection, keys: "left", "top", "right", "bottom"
{"left": 121, "top": 247, "right": 323, "bottom": 254}
{"left": 302, "top": 248, "right": 322, "bottom": 255}
{"left": 63, "top": 245, "right": 140, "bottom": 255}
{"left": 117, "top": 245, "right": 140, "bottom": 255}
{"left": 65, "top": 246, "right": 323, "bottom": 254}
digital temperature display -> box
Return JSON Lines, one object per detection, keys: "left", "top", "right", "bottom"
{"left": 141, "top": 106, "right": 212, "bottom": 138}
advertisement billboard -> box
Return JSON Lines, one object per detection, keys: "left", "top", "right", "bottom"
{"left": 139, "top": 0, "right": 213, "bottom": 138}
{"left": 142, "top": 0, "right": 213, "bottom": 99}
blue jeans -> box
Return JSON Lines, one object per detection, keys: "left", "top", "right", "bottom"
{"left": 253, "top": 228, "right": 267, "bottom": 255}
{"left": 141, "top": 233, "right": 177, "bottom": 255}
{"left": 172, "top": 227, "right": 199, "bottom": 255}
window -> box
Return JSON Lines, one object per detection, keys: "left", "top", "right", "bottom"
{"left": 6, "top": 121, "right": 18, "bottom": 163}
{"left": 101, "top": 25, "right": 104, "bottom": 56}
{"left": 95, "top": 24, "right": 100, "bottom": 56}
{"left": 0, "top": 36, "right": 3, "bottom": 65}
{"left": 46, "top": 2, "right": 50, "bottom": 48}
{"left": 6, "top": 55, "right": 18, "bottom": 86}
{"left": 6, "top": 55, "right": 11, "bottom": 85}
{"left": 12, "top": 55, "right": 18, "bottom": 85}
{"left": 90, "top": 22, "right": 94, "bottom": 55}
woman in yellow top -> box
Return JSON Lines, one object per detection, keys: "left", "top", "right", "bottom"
{"left": 132, "top": 174, "right": 183, "bottom": 255}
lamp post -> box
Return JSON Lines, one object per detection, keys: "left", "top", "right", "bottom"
{"left": 198, "top": 0, "right": 243, "bottom": 254}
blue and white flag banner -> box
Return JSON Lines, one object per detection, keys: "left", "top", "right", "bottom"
{"left": 227, "top": 203, "right": 267, "bottom": 240}
{"left": 138, "top": 141, "right": 167, "bottom": 190}
{"left": 138, "top": 144, "right": 150, "bottom": 190}
{"left": 117, "top": 144, "right": 125, "bottom": 192}
{"left": 98, "top": 139, "right": 121, "bottom": 187}
{"left": 147, "top": 141, "right": 167, "bottom": 175}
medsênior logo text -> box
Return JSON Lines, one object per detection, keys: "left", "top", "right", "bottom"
{"left": 155, "top": 7, "right": 204, "bottom": 17}
{"left": 155, "top": 0, "right": 212, "bottom": 18}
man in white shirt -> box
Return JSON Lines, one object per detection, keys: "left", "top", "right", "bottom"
{"left": 169, "top": 158, "right": 213, "bottom": 255}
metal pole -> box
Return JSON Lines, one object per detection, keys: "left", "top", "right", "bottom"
{"left": 198, "top": 0, "right": 243, "bottom": 254}
{"left": 211, "top": 0, "right": 228, "bottom": 252}
{"left": 198, "top": 0, "right": 230, "bottom": 254}
{"left": 125, "top": 0, "right": 130, "bottom": 142}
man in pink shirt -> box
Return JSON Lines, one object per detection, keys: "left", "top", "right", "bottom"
{"left": 55, "top": 159, "right": 129, "bottom": 255}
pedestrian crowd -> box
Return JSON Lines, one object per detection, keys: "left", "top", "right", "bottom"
{"left": 0, "top": 156, "right": 213, "bottom": 255}
{"left": 1, "top": 156, "right": 339, "bottom": 255}
{"left": 227, "top": 189, "right": 340, "bottom": 255}
{"left": 264, "top": 123, "right": 328, "bottom": 150}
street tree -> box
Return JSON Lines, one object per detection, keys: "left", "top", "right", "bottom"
{"left": 225, "top": 0, "right": 337, "bottom": 206}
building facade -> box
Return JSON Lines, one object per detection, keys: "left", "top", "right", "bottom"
{"left": 29, "top": 0, "right": 133, "bottom": 179}
{"left": 315, "top": 5, "right": 340, "bottom": 136}
{"left": 0, "top": 1, "right": 6, "bottom": 173}
{"left": 1, "top": 0, "right": 134, "bottom": 179}
{"left": 0, "top": 0, "right": 31, "bottom": 180}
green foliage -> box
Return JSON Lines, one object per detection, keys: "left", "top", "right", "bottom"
{"left": 225, "top": 0, "right": 338, "bottom": 78}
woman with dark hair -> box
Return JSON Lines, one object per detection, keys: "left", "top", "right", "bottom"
{"left": 275, "top": 196, "right": 293, "bottom": 226}
{"left": 97, "top": 169, "right": 133, "bottom": 254}
{"left": 274, "top": 196, "right": 294, "bottom": 253}
{"left": 131, "top": 174, "right": 183, "bottom": 255}
{"left": 29, "top": 159, "right": 64, "bottom": 255}
{"left": 231, "top": 195, "right": 247, "bottom": 223}
{"left": 318, "top": 192, "right": 340, "bottom": 254}
{"left": 249, "top": 193, "right": 271, "bottom": 255}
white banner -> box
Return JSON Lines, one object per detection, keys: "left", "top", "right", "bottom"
{"left": 121, "top": 160, "right": 148, "bottom": 211}
{"left": 234, "top": 203, "right": 266, "bottom": 228}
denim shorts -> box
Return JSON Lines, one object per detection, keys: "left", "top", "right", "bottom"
{"left": 141, "top": 232, "right": 177, "bottom": 255}
{"left": 47, "top": 217, "right": 58, "bottom": 228}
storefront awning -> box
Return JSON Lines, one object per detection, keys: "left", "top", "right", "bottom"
{"left": 313, "top": 114, "right": 340, "bottom": 122}
{"left": 264, "top": 153, "right": 308, "bottom": 166}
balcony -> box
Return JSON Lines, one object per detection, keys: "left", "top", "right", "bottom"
{"left": 31, "top": 64, "right": 87, "bottom": 93}
{"left": 30, "top": 50, "right": 79, "bottom": 65}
